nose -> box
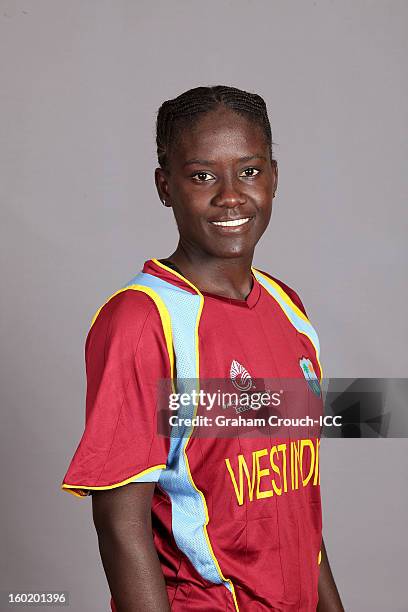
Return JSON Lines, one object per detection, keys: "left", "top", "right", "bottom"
{"left": 211, "top": 176, "right": 246, "bottom": 208}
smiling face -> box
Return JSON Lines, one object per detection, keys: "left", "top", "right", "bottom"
{"left": 155, "top": 105, "right": 278, "bottom": 261}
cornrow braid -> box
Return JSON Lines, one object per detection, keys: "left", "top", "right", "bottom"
{"left": 156, "top": 85, "right": 274, "bottom": 170}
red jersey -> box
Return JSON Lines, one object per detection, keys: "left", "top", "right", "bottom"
{"left": 61, "top": 258, "right": 323, "bottom": 611}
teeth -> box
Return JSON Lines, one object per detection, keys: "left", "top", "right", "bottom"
{"left": 211, "top": 217, "right": 250, "bottom": 227}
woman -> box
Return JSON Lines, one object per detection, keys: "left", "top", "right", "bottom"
{"left": 61, "top": 86, "right": 344, "bottom": 611}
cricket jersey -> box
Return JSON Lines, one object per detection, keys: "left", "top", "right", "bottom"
{"left": 61, "top": 258, "right": 324, "bottom": 611}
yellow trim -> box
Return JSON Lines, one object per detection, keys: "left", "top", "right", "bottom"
{"left": 148, "top": 262, "right": 240, "bottom": 607}
{"left": 151, "top": 258, "right": 203, "bottom": 295}
{"left": 252, "top": 268, "right": 309, "bottom": 323}
{"left": 89, "top": 284, "right": 174, "bottom": 380}
{"left": 151, "top": 260, "right": 240, "bottom": 606}
{"left": 61, "top": 464, "right": 167, "bottom": 497}
{"left": 61, "top": 487, "right": 89, "bottom": 498}
{"left": 151, "top": 260, "right": 240, "bottom": 607}
{"left": 188, "top": 292, "right": 241, "bottom": 609}
{"left": 252, "top": 267, "right": 324, "bottom": 383}
{"left": 183, "top": 447, "right": 240, "bottom": 610}
{"left": 318, "top": 549, "right": 322, "bottom": 565}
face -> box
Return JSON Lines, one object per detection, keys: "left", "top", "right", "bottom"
{"left": 155, "top": 106, "right": 278, "bottom": 261}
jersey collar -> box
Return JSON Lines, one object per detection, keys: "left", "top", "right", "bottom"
{"left": 143, "top": 258, "right": 261, "bottom": 309}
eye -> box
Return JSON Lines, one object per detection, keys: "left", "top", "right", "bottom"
{"left": 191, "top": 171, "right": 215, "bottom": 182}
{"left": 240, "top": 167, "right": 260, "bottom": 178}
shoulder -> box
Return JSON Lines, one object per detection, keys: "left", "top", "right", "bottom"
{"left": 87, "top": 287, "right": 165, "bottom": 345}
{"left": 255, "top": 268, "right": 308, "bottom": 318}
{"left": 84, "top": 286, "right": 173, "bottom": 378}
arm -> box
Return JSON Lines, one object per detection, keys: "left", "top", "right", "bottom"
{"left": 317, "top": 537, "right": 344, "bottom": 612}
{"left": 92, "top": 482, "right": 170, "bottom": 612}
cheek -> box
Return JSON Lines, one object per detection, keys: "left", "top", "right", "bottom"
{"left": 254, "top": 191, "right": 273, "bottom": 217}
{"left": 173, "top": 187, "right": 209, "bottom": 220}
{"left": 250, "top": 176, "right": 273, "bottom": 203}
{"left": 255, "top": 198, "right": 273, "bottom": 233}
{"left": 170, "top": 198, "right": 204, "bottom": 232}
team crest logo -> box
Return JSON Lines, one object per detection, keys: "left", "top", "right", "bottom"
{"left": 230, "top": 360, "right": 253, "bottom": 391}
{"left": 299, "top": 357, "right": 321, "bottom": 397}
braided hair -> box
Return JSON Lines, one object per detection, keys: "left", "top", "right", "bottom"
{"left": 156, "top": 85, "right": 274, "bottom": 170}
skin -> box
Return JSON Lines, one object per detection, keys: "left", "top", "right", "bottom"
{"left": 317, "top": 539, "right": 345, "bottom": 611}
{"left": 93, "top": 105, "right": 344, "bottom": 611}
{"left": 92, "top": 483, "right": 169, "bottom": 612}
{"left": 155, "top": 105, "right": 277, "bottom": 300}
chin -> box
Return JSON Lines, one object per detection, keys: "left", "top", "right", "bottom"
{"left": 209, "top": 243, "right": 255, "bottom": 259}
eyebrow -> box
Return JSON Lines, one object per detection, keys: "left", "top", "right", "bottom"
{"left": 183, "top": 154, "right": 267, "bottom": 167}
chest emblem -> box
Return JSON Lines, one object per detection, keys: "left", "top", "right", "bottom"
{"left": 299, "top": 357, "right": 321, "bottom": 397}
{"left": 230, "top": 360, "right": 253, "bottom": 391}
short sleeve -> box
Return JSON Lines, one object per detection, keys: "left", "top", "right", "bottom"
{"left": 61, "top": 289, "right": 171, "bottom": 498}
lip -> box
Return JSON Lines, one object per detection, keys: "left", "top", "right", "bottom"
{"left": 208, "top": 215, "right": 255, "bottom": 233}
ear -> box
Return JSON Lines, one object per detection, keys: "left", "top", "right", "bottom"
{"left": 155, "top": 167, "right": 172, "bottom": 207}
{"left": 272, "top": 160, "right": 278, "bottom": 198}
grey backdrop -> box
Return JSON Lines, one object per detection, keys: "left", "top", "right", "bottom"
{"left": 1, "top": 1, "right": 407, "bottom": 610}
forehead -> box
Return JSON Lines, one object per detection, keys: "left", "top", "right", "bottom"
{"left": 172, "top": 107, "right": 268, "bottom": 162}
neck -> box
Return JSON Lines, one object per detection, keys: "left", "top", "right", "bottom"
{"left": 165, "top": 244, "right": 254, "bottom": 300}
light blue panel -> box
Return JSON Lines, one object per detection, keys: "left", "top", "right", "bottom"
{"left": 253, "top": 270, "right": 321, "bottom": 359}
{"left": 123, "top": 271, "right": 230, "bottom": 589}
{"left": 131, "top": 468, "right": 163, "bottom": 482}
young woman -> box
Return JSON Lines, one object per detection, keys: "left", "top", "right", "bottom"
{"left": 61, "top": 86, "right": 344, "bottom": 611}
